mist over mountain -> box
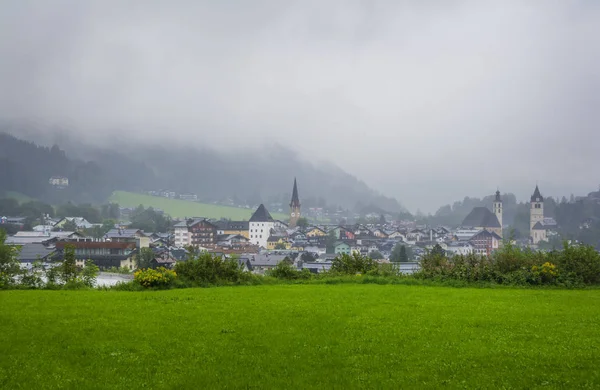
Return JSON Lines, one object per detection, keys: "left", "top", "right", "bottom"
{"left": 1, "top": 2, "right": 599, "bottom": 212}
{"left": 0, "top": 124, "right": 405, "bottom": 213}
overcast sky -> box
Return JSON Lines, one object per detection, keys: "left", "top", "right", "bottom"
{"left": 1, "top": 1, "right": 599, "bottom": 212}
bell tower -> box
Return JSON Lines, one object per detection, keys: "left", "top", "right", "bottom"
{"left": 530, "top": 185, "right": 544, "bottom": 238}
{"left": 493, "top": 189, "right": 503, "bottom": 235}
{"left": 289, "top": 178, "right": 301, "bottom": 228}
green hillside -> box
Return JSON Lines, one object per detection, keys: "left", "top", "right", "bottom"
{"left": 2, "top": 191, "right": 36, "bottom": 203}
{"left": 109, "top": 190, "right": 287, "bottom": 220}
{"left": 2, "top": 285, "right": 600, "bottom": 388}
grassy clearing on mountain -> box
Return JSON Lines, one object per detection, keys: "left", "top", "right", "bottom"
{"left": 1, "top": 285, "right": 599, "bottom": 389}
{"left": 2, "top": 191, "right": 36, "bottom": 203}
{"left": 109, "top": 190, "right": 287, "bottom": 220}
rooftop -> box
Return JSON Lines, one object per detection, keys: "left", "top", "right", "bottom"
{"left": 17, "top": 243, "right": 54, "bottom": 262}
{"left": 461, "top": 207, "right": 501, "bottom": 229}
{"left": 249, "top": 204, "right": 274, "bottom": 223}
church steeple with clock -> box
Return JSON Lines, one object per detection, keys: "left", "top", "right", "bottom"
{"left": 289, "top": 178, "right": 301, "bottom": 228}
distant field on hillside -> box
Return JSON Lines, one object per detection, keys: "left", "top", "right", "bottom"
{"left": 2, "top": 285, "right": 599, "bottom": 388}
{"left": 109, "top": 190, "right": 287, "bottom": 220}
{"left": 2, "top": 191, "right": 36, "bottom": 203}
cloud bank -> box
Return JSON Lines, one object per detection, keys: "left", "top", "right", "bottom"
{"left": 1, "top": 0, "right": 599, "bottom": 211}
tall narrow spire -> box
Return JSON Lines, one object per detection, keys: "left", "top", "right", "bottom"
{"left": 289, "top": 178, "right": 301, "bottom": 228}
{"left": 290, "top": 177, "right": 300, "bottom": 207}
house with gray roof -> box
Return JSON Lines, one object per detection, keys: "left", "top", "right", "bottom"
{"left": 6, "top": 231, "right": 84, "bottom": 246}
{"left": 17, "top": 243, "right": 54, "bottom": 264}
{"left": 239, "top": 253, "right": 290, "bottom": 274}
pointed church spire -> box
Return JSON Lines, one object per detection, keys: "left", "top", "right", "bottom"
{"left": 495, "top": 189, "right": 501, "bottom": 202}
{"left": 289, "top": 178, "right": 301, "bottom": 228}
{"left": 531, "top": 185, "right": 543, "bottom": 202}
{"left": 290, "top": 177, "right": 300, "bottom": 208}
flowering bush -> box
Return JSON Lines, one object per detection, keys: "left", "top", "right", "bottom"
{"left": 532, "top": 262, "right": 558, "bottom": 284}
{"left": 134, "top": 267, "right": 177, "bottom": 289}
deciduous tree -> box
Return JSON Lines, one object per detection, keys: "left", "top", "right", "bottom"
{"left": 0, "top": 230, "right": 20, "bottom": 288}
{"left": 135, "top": 247, "right": 155, "bottom": 270}
{"left": 60, "top": 244, "right": 78, "bottom": 283}
{"left": 296, "top": 217, "right": 309, "bottom": 228}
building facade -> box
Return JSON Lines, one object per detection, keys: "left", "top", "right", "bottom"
{"left": 334, "top": 242, "right": 351, "bottom": 255}
{"left": 469, "top": 230, "right": 501, "bottom": 256}
{"left": 173, "top": 221, "right": 191, "bottom": 247}
{"left": 215, "top": 220, "right": 250, "bottom": 239}
{"left": 493, "top": 189, "right": 503, "bottom": 234}
{"left": 249, "top": 204, "right": 275, "bottom": 248}
{"left": 530, "top": 185, "right": 544, "bottom": 242}
{"left": 189, "top": 219, "right": 217, "bottom": 246}
{"left": 54, "top": 241, "right": 137, "bottom": 270}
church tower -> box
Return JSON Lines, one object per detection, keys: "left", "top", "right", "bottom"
{"left": 530, "top": 185, "right": 544, "bottom": 237}
{"left": 493, "top": 189, "right": 503, "bottom": 235}
{"left": 289, "top": 178, "right": 301, "bottom": 228}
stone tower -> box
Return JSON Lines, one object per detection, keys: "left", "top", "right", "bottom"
{"left": 289, "top": 178, "right": 301, "bottom": 228}
{"left": 530, "top": 185, "right": 544, "bottom": 237}
{"left": 493, "top": 189, "right": 503, "bottom": 235}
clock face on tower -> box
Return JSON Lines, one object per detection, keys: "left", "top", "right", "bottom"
{"left": 291, "top": 212, "right": 296, "bottom": 217}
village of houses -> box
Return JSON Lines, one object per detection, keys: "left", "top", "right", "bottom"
{"left": 3, "top": 180, "right": 556, "bottom": 277}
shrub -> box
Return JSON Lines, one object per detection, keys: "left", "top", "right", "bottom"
{"left": 19, "top": 260, "right": 45, "bottom": 289}
{"left": 81, "top": 260, "right": 100, "bottom": 287}
{"left": 557, "top": 242, "right": 600, "bottom": 285}
{"left": 174, "top": 252, "right": 245, "bottom": 286}
{"left": 531, "top": 262, "right": 558, "bottom": 284}
{"left": 268, "top": 262, "right": 312, "bottom": 280}
{"left": 0, "top": 230, "right": 20, "bottom": 289}
{"left": 366, "top": 262, "right": 398, "bottom": 277}
{"left": 134, "top": 267, "right": 177, "bottom": 289}
{"left": 417, "top": 240, "right": 600, "bottom": 286}
{"left": 331, "top": 253, "right": 380, "bottom": 275}
{"left": 60, "top": 245, "right": 79, "bottom": 284}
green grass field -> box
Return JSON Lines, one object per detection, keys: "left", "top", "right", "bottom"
{"left": 1, "top": 285, "right": 599, "bottom": 388}
{"left": 109, "top": 190, "right": 287, "bottom": 220}
{"left": 2, "top": 191, "right": 36, "bottom": 203}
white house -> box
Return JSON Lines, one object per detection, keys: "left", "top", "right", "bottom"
{"left": 248, "top": 204, "right": 275, "bottom": 249}
{"left": 49, "top": 176, "right": 69, "bottom": 187}
{"left": 387, "top": 231, "right": 406, "bottom": 241}
{"left": 446, "top": 242, "right": 474, "bottom": 256}
{"left": 54, "top": 217, "right": 95, "bottom": 230}
{"left": 173, "top": 220, "right": 191, "bottom": 247}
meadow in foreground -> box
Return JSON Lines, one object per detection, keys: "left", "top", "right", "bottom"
{"left": 1, "top": 284, "right": 599, "bottom": 389}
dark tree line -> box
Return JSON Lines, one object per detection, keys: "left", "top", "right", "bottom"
{"left": 129, "top": 205, "right": 172, "bottom": 233}
{"left": 0, "top": 133, "right": 114, "bottom": 204}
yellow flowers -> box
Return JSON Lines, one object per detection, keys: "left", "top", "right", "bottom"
{"left": 134, "top": 267, "right": 177, "bottom": 288}
{"left": 532, "top": 262, "right": 558, "bottom": 283}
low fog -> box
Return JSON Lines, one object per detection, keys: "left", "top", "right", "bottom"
{"left": 1, "top": 1, "right": 599, "bottom": 212}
